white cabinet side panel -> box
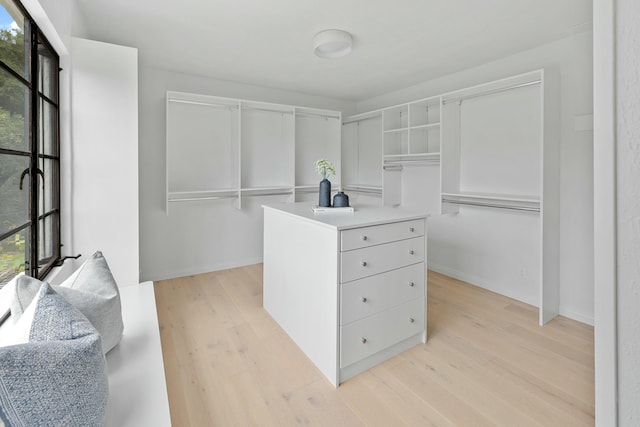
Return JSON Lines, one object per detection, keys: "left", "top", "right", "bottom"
{"left": 263, "top": 209, "right": 339, "bottom": 386}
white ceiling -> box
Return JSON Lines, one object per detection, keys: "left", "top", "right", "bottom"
{"left": 75, "top": 0, "right": 592, "bottom": 102}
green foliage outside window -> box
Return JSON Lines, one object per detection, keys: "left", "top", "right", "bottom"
{"left": 0, "top": 23, "right": 28, "bottom": 286}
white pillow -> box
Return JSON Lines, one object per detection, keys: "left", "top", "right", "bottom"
{"left": 10, "top": 251, "right": 124, "bottom": 353}
{"left": 0, "top": 287, "right": 37, "bottom": 348}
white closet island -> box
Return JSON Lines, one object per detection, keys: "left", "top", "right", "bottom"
{"left": 262, "top": 202, "right": 428, "bottom": 386}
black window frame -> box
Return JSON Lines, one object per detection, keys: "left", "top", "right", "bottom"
{"left": 0, "top": 0, "right": 60, "bottom": 284}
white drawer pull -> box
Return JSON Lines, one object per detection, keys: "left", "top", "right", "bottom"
{"left": 409, "top": 227, "right": 415, "bottom": 232}
{"left": 409, "top": 250, "right": 415, "bottom": 255}
{"left": 361, "top": 261, "right": 367, "bottom": 267}
{"left": 409, "top": 317, "right": 415, "bottom": 323}
{"left": 361, "top": 297, "right": 368, "bottom": 303}
{"left": 361, "top": 337, "right": 367, "bottom": 344}
{"left": 408, "top": 281, "right": 415, "bottom": 287}
{"left": 361, "top": 235, "right": 368, "bottom": 241}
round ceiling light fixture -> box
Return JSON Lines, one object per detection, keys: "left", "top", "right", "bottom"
{"left": 313, "top": 29, "right": 352, "bottom": 58}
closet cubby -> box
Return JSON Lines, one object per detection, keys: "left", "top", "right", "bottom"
{"left": 408, "top": 97, "right": 440, "bottom": 156}
{"left": 240, "top": 100, "right": 295, "bottom": 196}
{"left": 294, "top": 107, "right": 342, "bottom": 202}
{"left": 341, "top": 111, "right": 383, "bottom": 204}
{"left": 166, "top": 92, "right": 240, "bottom": 210}
{"left": 440, "top": 71, "right": 543, "bottom": 213}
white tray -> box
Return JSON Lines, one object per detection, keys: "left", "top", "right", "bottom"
{"left": 312, "top": 205, "right": 355, "bottom": 213}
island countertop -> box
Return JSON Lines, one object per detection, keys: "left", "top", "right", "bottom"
{"left": 262, "top": 202, "right": 428, "bottom": 231}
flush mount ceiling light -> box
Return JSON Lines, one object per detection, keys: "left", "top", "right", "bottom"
{"left": 313, "top": 29, "right": 352, "bottom": 58}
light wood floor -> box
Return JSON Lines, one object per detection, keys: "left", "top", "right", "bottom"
{"left": 154, "top": 264, "right": 594, "bottom": 426}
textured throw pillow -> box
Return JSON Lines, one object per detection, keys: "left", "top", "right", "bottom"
{"left": 0, "top": 283, "right": 108, "bottom": 427}
{"left": 10, "top": 251, "right": 124, "bottom": 353}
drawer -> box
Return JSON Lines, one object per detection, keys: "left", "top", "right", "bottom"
{"left": 340, "top": 236, "right": 425, "bottom": 283}
{"left": 341, "top": 219, "right": 425, "bottom": 251}
{"left": 340, "top": 298, "right": 425, "bottom": 368}
{"left": 340, "top": 263, "right": 425, "bottom": 325}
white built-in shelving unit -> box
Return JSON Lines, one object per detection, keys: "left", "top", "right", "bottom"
{"left": 439, "top": 69, "right": 559, "bottom": 325}
{"left": 342, "top": 96, "right": 442, "bottom": 208}
{"left": 342, "top": 69, "right": 559, "bottom": 325}
{"left": 166, "top": 92, "right": 341, "bottom": 213}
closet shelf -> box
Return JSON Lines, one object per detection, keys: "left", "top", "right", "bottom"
{"left": 440, "top": 191, "right": 540, "bottom": 203}
{"left": 342, "top": 184, "right": 383, "bottom": 196}
{"left": 241, "top": 186, "right": 294, "bottom": 197}
{"left": 384, "top": 127, "right": 409, "bottom": 134}
{"left": 342, "top": 112, "right": 382, "bottom": 125}
{"left": 295, "top": 185, "right": 319, "bottom": 194}
{"left": 168, "top": 189, "right": 238, "bottom": 202}
{"left": 384, "top": 152, "right": 440, "bottom": 161}
{"left": 383, "top": 123, "right": 440, "bottom": 134}
{"left": 410, "top": 123, "right": 440, "bottom": 130}
{"left": 441, "top": 192, "right": 540, "bottom": 212}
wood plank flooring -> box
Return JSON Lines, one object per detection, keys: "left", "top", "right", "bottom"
{"left": 154, "top": 265, "right": 594, "bottom": 426}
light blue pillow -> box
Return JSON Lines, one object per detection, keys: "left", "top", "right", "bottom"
{"left": 0, "top": 283, "right": 108, "bottom": 427}
{"left": 10, "top": 251, "right": 124, "bottom": 353}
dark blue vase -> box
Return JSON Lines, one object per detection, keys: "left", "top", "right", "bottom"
{"left": 333, "top": 191, "right": 349, "bottom": 207}
{"left": 319, "top": 179, "right": 331, "bottom": 207}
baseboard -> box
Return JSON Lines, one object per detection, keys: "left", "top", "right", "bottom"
{"left": 427, "top": 262, "right": 594, "bottom": 326}
{"left": 559, "top": 307, "right": 594, "bottom": 326}
{"left": 141, "top": 256, "right": 264, "bottom": 282}
{"left": 427, "top": 262, "right": 539, "bottom": 308}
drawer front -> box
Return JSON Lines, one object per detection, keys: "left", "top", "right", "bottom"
{"left": 341, "top": 219, "right": 425, "bottom": 251}
{"left": 340, "top": 236, "right": 425, "bottom": 283}
{"left": 340, "top": 298, "right": 425, "bottom": 368}
{"left": 340, "top": 263, "right": 425, "bottom": 325}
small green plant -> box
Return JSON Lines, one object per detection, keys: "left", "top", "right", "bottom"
{"left": 315, "top": 159, "right": 336, "bottom": 180}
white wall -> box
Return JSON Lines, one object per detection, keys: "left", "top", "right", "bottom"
{"left": 356, "top": 32, "right": 594, "bottom": 324}
{"left": 138, "top": 66, "right": 355, "bottom": 281}
{"left": 616, "top": 0, "right": 640, "bottom": 423}
{"left": 70, "top": 38, "right": 139, "bottom": 287}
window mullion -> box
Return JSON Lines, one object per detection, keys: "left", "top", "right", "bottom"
{"left": 28, "top": 22, "right": 39, "bottom": 278}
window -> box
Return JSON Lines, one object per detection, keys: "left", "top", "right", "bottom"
{"left": 0, "top": 0, "right": 60, "bottom": 287}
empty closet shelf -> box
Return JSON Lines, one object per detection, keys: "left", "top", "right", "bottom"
{"left": 441, "top": 192, "right": 540, "bottom": 212}
{"left": 168, "top": 190, "right": 238, "bottom": 202}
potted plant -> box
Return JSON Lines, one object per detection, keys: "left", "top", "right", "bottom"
{"left": 315, "top": 159, "right": 336, "bottom": 207}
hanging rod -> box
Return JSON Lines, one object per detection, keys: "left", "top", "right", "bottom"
{"left": 383, "top": 165, "right": 403, "bottom": 171}
{"left": 169, "top": 195, "right": 237, "bottom": 203}
{"left": 442, "top": 198, "right": 540, "bottom": 212}
{"left": 168, "top": 98, "right": 236, "bottom": 109}
{"left": 241, "top": 106, "right": 294, "bottom": 115}
{"left": 385, "top": 158, "right": 440, "bottom": 165}
{"left": 342, "top": 185, "right": 382, "bottom": 195}
{"left": 442, "top": 80, "right": 541, "bottom": 105}
{"left": 241, "top": 191, "right": 293, "bottom": 197}
{"left": 296, "top": 112, "right": 341, "bottom": 120}
{"left": 342, "top": 114, "right": 382, "bottom": 125}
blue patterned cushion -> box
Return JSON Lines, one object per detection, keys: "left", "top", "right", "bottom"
{"left": 0, "top": 283, "right": 108, "bottom": 427}
{"left": 10, "top": 251, "right": 124, "bottom": 353}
